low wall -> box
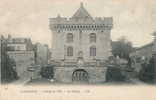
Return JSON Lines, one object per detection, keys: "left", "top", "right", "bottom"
{"left": 53, "top": 66, "right": 107, "bottom": 84}
{"left": 7, "top": 51, "right": 35, "bottom": 78}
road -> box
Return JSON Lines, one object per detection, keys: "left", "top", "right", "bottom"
{"left": 11, "top": 71, "right": 31, "bottom": 85}
{"left": 24, "top": 77, "right": 150, "bottom": 85}
{"left": 25, "top": 78, "right": 53, "bottom": 85}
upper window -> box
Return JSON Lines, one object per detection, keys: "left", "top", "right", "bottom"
{"left": 90, "top": 46, "right": 96, "bottom": 56}
{"left": 90, "top": 33, "right": 96, "bottom": 43}
{"left": 67, "top": 33, "right": 73, "bottom": 43}
{"left": 67, "top": 46, "right": 73, "bottom": 57}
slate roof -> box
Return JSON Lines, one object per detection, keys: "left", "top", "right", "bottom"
{"left": 72, "top": 3, "right": 92, "bottom": 19}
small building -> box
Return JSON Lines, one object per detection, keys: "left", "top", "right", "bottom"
{"left": 130, "top": 37, "right": 156, "bottom": 72}
{"left": 6, "top": 35, "right": 35, "bottom": 78}
{"left": 130, "top": 42, "right": 155, "bottom": 62}
{"left": 130, "top": 31, "right": 156, "bottom": 60}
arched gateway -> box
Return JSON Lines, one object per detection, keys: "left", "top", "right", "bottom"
{"left": 72, "top": 69, "right": 89, "bottom": 83}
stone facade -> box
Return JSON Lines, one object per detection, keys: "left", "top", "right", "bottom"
{"left": 130, "top": 42, "right": 155, "bottom": 61}
{"left": 49, "top": 3, "right": 113, "bottom": 83}
{"left": 130, "top": 38, "right": 156, "bottom": 72}
{"left": 7, "top": 36, "right": 33, "bottom": 51}
{"left": 130, "top": 33, "right": 156, "bottom": 60}
{"left": 35, "top": 43, "right": 50, "bottom": 65}
{"left": 54, "top": 66, "right": 107, "bottom": 83}
{"left": 6, "top": 36, "right": 35, "bottom": 78}
{"left": 7, "top": 51, "right": 35, "bottom": 77}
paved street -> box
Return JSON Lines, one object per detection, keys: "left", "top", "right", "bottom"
{"left": 23, "top": 77, "right": 150, "bottom": 85}
{"left": 11, "top": 71, "right": 31, "bottom": 85}
{"left": 128, "top": 78, "right": 149, "bottom": 85}
{"left": 25, "top": 78, "right": 53, "bottom": 85}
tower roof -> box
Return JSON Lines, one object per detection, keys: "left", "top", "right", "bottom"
{"left": 72, "top": 3, "right": 92, "bottom": 19}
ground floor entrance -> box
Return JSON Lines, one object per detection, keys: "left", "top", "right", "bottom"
{"left": 72, "top": 69, "right": 89, "bottom": 83}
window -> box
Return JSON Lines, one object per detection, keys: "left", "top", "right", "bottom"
{"left": 90, "top": 46, "right": 96, "bottom": 56}
{"left": 7, "top": 46, "right": 15, "bottom": 51}
{"left": 67, "top": 46, "right": 73, "bottom": 56}
{"left": 17, "top": 46, "right": 21, "bottom": 50}
{"left": 90, "top": 33, "right": 96, "bottom": 43}
{"left": 67, "top": 33, "right": 73, "bottom": 42}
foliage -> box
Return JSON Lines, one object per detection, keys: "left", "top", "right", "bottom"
{"left": 1, "top": 41, "right": 18, "bottom": 83}
{"left": 112, "top": 36, "right": 134, "bottom": 60}
{"left": 1, "top": 54, "right": 18, "bottom": 83}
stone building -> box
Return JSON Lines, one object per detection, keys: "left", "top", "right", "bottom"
{"left": 129, "top": 33, "right": 156, "bottom": 72}
{"left": 130, "top": 43, "right": 153, "bottom": 72}
{"left": 130, "top": 43, "right": 154, "bottom": 60}
{"left": 49, "top": 3, "right": 113, "bottom": 83}
{"left": 130, "top": 34, "right": 156, "bottom": 61}
{"left": 6, "top": 36, "right": 35, "bottom": 78}
{"left": 34, "top": 43, "right": 50, "bottom": 66}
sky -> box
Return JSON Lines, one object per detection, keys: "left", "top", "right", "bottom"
{"left": 1, "top": 0, "right": 156, "bottom": 47}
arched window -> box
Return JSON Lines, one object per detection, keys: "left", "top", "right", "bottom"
{"left": 90, "top": 33, "right": 96, "bottom": 43}
{"left": 67, "top": 33, "right": 73, "bottom": 42}
{"left": 90, "top": 46, "right": 96, "bottom": 56}
{"left": 67, "top": 46, "right": 73, "bottom": 56}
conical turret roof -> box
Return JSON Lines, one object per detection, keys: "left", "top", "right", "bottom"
{"left": 72, "top": 3, "right": 92, "bottom": 19}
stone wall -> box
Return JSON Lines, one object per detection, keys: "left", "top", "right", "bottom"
{"left": 7, "top": 51, "right": 35, "bottom": 78}
{"left": 51, "top": 28, "right": 112, "bottom": 61}
{"left": 53, "top": 66, "right": 107, "bottom": 84}
{"left": 50, "top": 10, "right": 113, "bottom": 62}
{"left": 36, "top": 43, "right": 49, "bottom": 65}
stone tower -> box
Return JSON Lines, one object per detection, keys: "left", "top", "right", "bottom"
{"left": 49, "top": 3, "right": 113, "bottom": 83}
